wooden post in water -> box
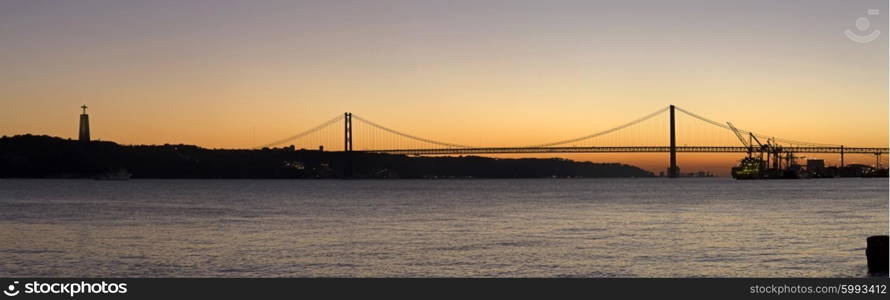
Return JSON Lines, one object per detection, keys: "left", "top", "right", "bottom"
{"left": 866, "top": 235, "right": 888, "bottom": 275}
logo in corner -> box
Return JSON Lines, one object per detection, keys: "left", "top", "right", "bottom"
{"left": 3, "top": 281, "right": 19, "bottom": 297}
{"left": 844, "top": 9, "right": 881, "bottom": 43}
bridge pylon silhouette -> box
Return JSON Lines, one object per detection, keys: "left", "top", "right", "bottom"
{"left": 344, "top": 112, "right": 352, "bottom": 152}
{"left": 669, "top": 105, "right": 678, "bottom": 178}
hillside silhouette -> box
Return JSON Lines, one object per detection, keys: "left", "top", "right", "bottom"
{"left": 0, "top": 135, "right": 654, "bottom": 179}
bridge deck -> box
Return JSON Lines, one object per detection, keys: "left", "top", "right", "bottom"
{"left": 365, "top": 146, "right": 889, "bottom": 155}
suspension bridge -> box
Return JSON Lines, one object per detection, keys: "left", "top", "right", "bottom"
{"left": 259, "top": 105, "right": 888, "bottom": 177}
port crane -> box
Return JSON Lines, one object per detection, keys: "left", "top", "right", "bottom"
{"left": 727, "top": 122, "right": 802, "bottom": 175}
{"left": 727, "top": 122, "right": 771, "bottom": 163}
{"left": 727, "top": 122, "right": 753, "bottom": 157}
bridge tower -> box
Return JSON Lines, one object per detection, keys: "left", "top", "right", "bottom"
{"left": 668, "top": 105, "right": 678, "bottom": 177}
{"left": 344, "top": 112, "right": 353, "bottom": 152}
{"left": 840, "top": 145, "right": 844, "bottom": 167}
{"left": 343, "top": 112, "right": 354, "bottom": 178}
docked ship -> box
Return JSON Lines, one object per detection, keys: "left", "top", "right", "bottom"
{"left": 730, "top": 157, "right": 765, "bottom": 179}
{"left": 727, "top": 122, "right": 807, "bottom": 180}
{"left": 731, "top": 157, "right": 805, "bottom": 180}
{"left": 726, "top": 122, "right": 889, "bottom": 179}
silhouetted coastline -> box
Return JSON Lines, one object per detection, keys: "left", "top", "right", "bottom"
{"left": 0, "top": 135, "right": 654, "bottom": 179}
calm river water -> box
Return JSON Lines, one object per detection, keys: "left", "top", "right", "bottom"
{"left": 0, "top": 178, "right": 886, "bottom": 277}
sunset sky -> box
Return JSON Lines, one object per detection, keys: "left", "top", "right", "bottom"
{"left": 1, "top": 0, "right": 887, "bottom": 174}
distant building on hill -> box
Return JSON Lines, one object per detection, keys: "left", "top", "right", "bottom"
{"left": 79, "top": 105, "right": 90, "bottom": 142}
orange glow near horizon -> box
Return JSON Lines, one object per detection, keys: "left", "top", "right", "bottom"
{"left": 1, "top": 1, "right": 887, "bottom": 176}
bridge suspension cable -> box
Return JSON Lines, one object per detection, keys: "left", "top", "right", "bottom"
{"left": 673, "top": 106, "right": 840, "bottom": 147}
{"left": 256, "top": 114, "right": 343, "bottom": 149}
{"left": 521, "top": 106, "right": 670, "bottom": 147}
{"left": 351, "top": 114, "right": 470, "bottom": 149}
